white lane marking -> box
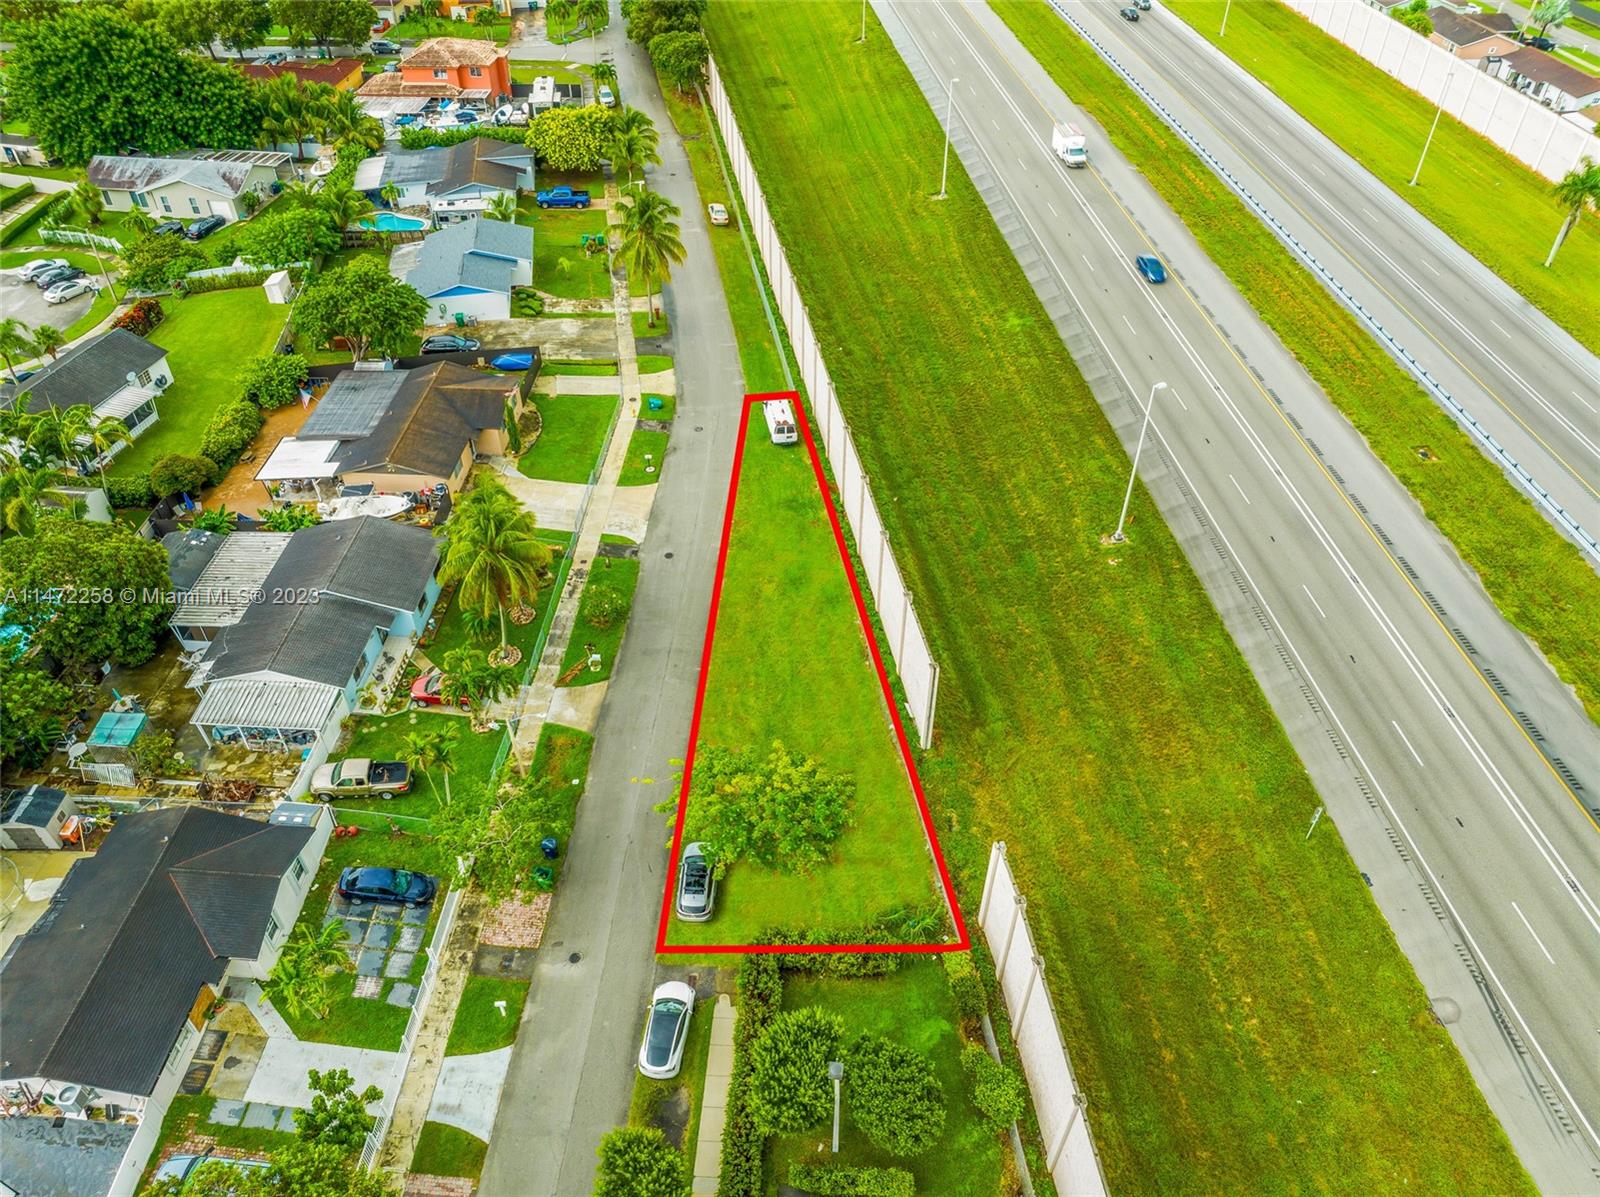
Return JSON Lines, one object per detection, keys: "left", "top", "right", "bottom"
{"left": 1362, "top": 207, "right": 1375, "bottom": 220}
{"left": 1047, "top": 200, "right": 1059, "bottom": 217}
{"left": 1391, "top": 720, "right": 1424, "bottom": 768}
{"left": 1491, "top": 319, "right": 1509, "bottom": 336}
{"left": 1081, "top": 253, "right": 1095, "bottom": 273}
{"left": 1228, "top": 473, "right": 1251, "bottom": 504}
{"left": 1121, "top": 314, "right": 1136, "bottom": 334}
{"left": 1575, "top": 391, "right": 1596, "bottom": 413}
{"left": 1018, "top": 156, "right": 1028, "bottom": 172}
{"left": 1170, "top": 388, "right": 1188, "bottom": 411}
{"left": 991, "top": 117, "right": 999, "bottom": 129}
{"left": 1513, "top": 901, "right": 1556, "bottom": 964}
{"left": 1421, "top": 260, "right": 1440, "bottom": 277}
{"left": 1302, "top": 585, "right": 1327, "bottom": 619}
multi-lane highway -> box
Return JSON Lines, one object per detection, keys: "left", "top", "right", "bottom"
{"left": 1069, "top": 0, "right": 1600, "bottom": 559}
{"left": 872, "top": 0, "right": 1600, "bottom": 1188}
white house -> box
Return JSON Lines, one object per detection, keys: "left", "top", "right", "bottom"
{"left": 1496, "top": 47, "right": 1600, "bottom": 113}
{"left": 403, "top": 215, "right": 532, "bottom": 322}
{"left": 86, "top": 150, "right": 294, "bottom": 223}
{"left": 357, "top": 136, "right": 535, "bottom": 220}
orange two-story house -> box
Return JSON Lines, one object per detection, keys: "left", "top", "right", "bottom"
{"left": 357, "top": 37, "right": 513, "bottom": 105}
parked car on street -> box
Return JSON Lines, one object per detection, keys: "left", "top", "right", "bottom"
{"left": 153, "top": 1154, "right": 269, "bottom": 1187}
{"left": 33, "top": 266, "right": 84, "bottom": 290}
{"left": 17, "top": 257, "right": 67, "bottom": 282}
{"left": 1119, "top": 6, "right": 1140, "bottom": 19}
{"left": 1135, "top": 253, "right": 1167, "bottom": 284}
{"left": 410, "top": 668, "right": 469, "bottom": 707}
{"left": 151, "top": 220, "right": 185, "bottom": 237}
{"left": 598, "top": 83, "right": 616, "bottom": 107}
{"left": 370, "top": 38, "right": 402, "bottom": 55}
{"left": 638, "top": 981, "right": 696, "bottom": 1079}
{"left": 707, "top": 202, "right": 730, "bottom": 226}
{"left": 310, "top": 757, "right": 412, "bottom": 798}
{"left": 674, "top": 842, "right": 716, "bottom": 922}
{"left": 184, "top": 215, "right": 226, "bottom": 241}
{"left": 44, "top": 278, "right": 98, "bottom": 304}
{"left": 337, "top": 866, "right": 438, "bottom": 907}
{"left": 419, "top": 333, "right": 480, "bottom": 354}
{"left": 535, "top": 185, "right": 591, "bottom": 209}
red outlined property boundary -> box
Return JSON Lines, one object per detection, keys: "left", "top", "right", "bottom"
{"left": 655, "top": 392, "right": 968, "bottom": 955}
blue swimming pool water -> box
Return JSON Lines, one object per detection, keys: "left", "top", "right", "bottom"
{"left": 356, "top": 212, "right": 430, "bottom": 232}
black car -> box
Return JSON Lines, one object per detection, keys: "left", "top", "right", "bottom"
{"left": 151, "top": 220, "right": 185, "bottom": 237}
{"left": 674, "top": 842, "right": 716, "bottom": 922}
{"left": 370, "top": 38, "right": 402, "bottom": 55}
{"left": 1518, "top": 33, "right": 1557, "bottom": 50}
{"left": 420, "top": 334, "right": 481, "bottom": 354}
{"left": 1119, "top": 5, "right": 1140, "bottom": 19}
{"left": 34, "top": 266, "right": 85, "bottom": 289}
{"left": 184, "top": 215, "right": 227, "bottom": 241}
{"left": 337, "top": 866, "right": 438, "bottom": 906}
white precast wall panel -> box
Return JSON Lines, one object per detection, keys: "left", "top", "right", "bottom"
{"left": 980, "top": 843, "right": 1111, "bottom": 1196}
{"left": 707, "top": 55, "right": 941, "bottom": 747}
{"left": 1289, "top": 0, "right": 1600, "bottom": 180}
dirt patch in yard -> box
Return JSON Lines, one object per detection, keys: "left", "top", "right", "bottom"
{"left": 210, "top": 402, "right": 315, "bottom": 513}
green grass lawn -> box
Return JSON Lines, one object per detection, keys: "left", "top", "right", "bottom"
{"left": 1553, "top": 43, "right": 1600, "bottom": 73}
{"left": 539, "top": 358, "right": 618, "bottom": 376}
{"left": 425, "top": 549, "right": 566, "bottom": 667}
{"left": 545, "top": 6, "right": 609, "bottom": 42}
{"left": 108, "top": 289, "right": 286, "bottom": 478}
{"left": 137, "top": 1095, "right": 296, "bottom": 1189}
{"left": 0, "top": 162, "right": 78, "bottom": 182}
{"left": 509, "top": 60, "right": 590, "bottom": 85}
{"left": 410, "top": 1121, "right": 488, "bottom": 1179}
{"left": 706, "top": 3, "right": 1532, "bottom": 1191}
{"left": 518, "top": 392, "right": 618, "bottom": 482}
{"left": 518, "top": 197, "right": 613, "bottom": 300}
{"left": 666, "top": 403, "right": 935, "bottom": 947}
{"left": 642, "top": 392, "right": 676, "bottom": 420}
{"left": 1165, "top": 0, "right": 1600, "bottom": 356}
{"left": 556, "top": 557, "right": 640, "bottom": 686}
{"left": 628, "top": 996, "right": 714, "bottom": 1156}
{"left": 528, "top": 722, "right": 595, "bottom": 882}
{"left": 618, "top": 426, "right": 669, "bottom": 486}
{"left": 631, "top": 309, "right": 669, "bottom": 340}
{"left": 767, "top": 961, "right": 1003, "bottom": 1196}
{"left": 636, "top": 353, "right": 673, "bottom": 374}
{"left": 389, "top": 13, "right": 511, "bottom": 43}
{"left": 992, "top": 0, "right": 1600, "bottom": 728}
{"left": 445, "top": 974, "right": 529, "bottom": 1056}
{"left": 334, "top": 709, "right": 506, "bottom": 823}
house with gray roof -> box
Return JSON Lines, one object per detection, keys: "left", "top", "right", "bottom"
{"left": 189, "top": 517, "right": 442, "bottom": 755}
{"left": 355, "top": 137, "right": 534, "bottom": 220}
{"left": 0, "top": 804, "right": 330, "bottom": 1186}
{"left": 404, "top": 216, "right": 533, "bottom": 322}
{"left": 86, "top": 149, "right": 293, "bottom": 223}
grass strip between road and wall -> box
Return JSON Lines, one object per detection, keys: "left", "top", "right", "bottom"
{"left": 989, "top": 2, "right": 1600, "bottom": 726}
{"left": 705, "top": 2, "right": 1534, "bottom": 1192}
{"left": 1163, "top": 0, "right": 1600, "bottom": 356}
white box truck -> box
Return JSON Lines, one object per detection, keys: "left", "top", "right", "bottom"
{"left": 1052, "top": 123, "right": 1088, "bottom": 168}
{"left": 763, "top": 399, "right": 798, "bottom": 445}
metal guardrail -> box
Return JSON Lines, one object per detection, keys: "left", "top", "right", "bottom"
{"left": 1045, "top": 0, "right": 1600, "bottom": 567}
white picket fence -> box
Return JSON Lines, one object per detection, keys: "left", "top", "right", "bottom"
{"left": 1285, "top": 0, "right": 1600, "bottom": 180}
{"left": 42, "top": 227, "right": 120, "bottom": 251}
{"left": 706, "top": 55, "right": 942, "bottom": 749}
{"left": 979, "top": 843, "right": 1109, "bottom": 1196}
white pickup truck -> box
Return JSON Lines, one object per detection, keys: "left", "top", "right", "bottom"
{"left": 1052, "top": 122, "right": 1088, "bottom": 168}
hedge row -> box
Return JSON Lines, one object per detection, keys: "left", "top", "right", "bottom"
{"left": 323, "top": 141, "right": 373, "bottom": 192}
{"left": 0, "top": 191, "right": 69, "bottom": 247}
{"left": 787, "top": 1165, "right": 915, "bottom": 1197}
{"left": 719, "top": 955, "right": 781, "bottom": 1197}
{"left": 398, "top": 124, "right": 529, "bottom": 151}
{"left": 0, "top": 181, "right": 36, "bottom": 211}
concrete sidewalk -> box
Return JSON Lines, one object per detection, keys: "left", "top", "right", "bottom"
{"left": 690, "top": 996, "right": 736, "bottom": 1195}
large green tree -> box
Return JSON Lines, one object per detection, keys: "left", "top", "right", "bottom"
{"left": 593, "top": 1127, "right": 688, "bottom": 1197}
{"left": 432, "top": 770, "right": 569, "bottom": 900}
{"left": 434, "top": 475, "right": 552, "bottom": 655}
{"left": 235, "top": 206, "right": 342, "bottom": 266}
{"left": 0, "top": 662, "right": 73, "bottom": 773}
{"left": 621, "top": 0, "right": 705, "bottom": 45}
{"left": 647, "top": 30, "right": 708, "bottom": 94}
{"left": 293, "top": 1068, "right": 382, "bottom": 1151}
{"left": 270, "top": 0, "right": 377, "bottom": 52}
{"left": 292, "top": 257, "right": 428, "bottom": 362}
{"left": 681, "top": 741, "right": 853, "bottom": 875}
{"left": 6, "top": 7, "right": 261, "bottom": 165}
{"left": 216, "top": 0, "right": 273, "bottom": 58}
{"left": 0, "top": 519, "right": 172, "bottom": 668}
{"left": 526, "top": 104, "right": 615, "bottom": 172}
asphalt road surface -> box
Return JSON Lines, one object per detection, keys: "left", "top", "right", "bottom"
{"left": 1072, "top": 0, "right": 1600, "bottom": 562}
{"left": 874, "top": 0, "right": 1600, "bottom": 1189}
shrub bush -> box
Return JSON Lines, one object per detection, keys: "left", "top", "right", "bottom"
{"left": 149, "top": 453, "right": 218, "bottom": 498}
{"left": 944, "top": 952, "right": 986, "bottom": 1024}
{"left": 104, "top": 472, "right": 153, "bottom": 510}
{"left": 582, "top": 582, "right": 627, "bottom": 629}
{"left": 237, "top": 352, "right": 308, "bottom": 409}
{"left": 181, "top": 266, "right": 299, "bottom": 295}
{"left": 398, "top": 124, "right": 530, "bottom": 151}
{"left": 199, "top": 399, "right": 265, "bottom": 473}
{"left": 323, "top": 142, "right": 374, "bottom": 191}
{"left": 962, "top": 1043, "right": 1027, "bottom": 1129}
{"left": 747, "top": 1007, "right": 843, "bottom": 1136}
{"left": 593, "top": 1126, "right": 686, "bottom": 1197}
{"left": 787, "top": 1165, "right": 916, "bottom": 1197}
{"left": 111, "top": 297, "right": 165, "bottom": 337}
{"left": 844, "top": 1034, "right": 945, "bottom": 1156}
{"left": 122, "top": 232, "right": 207, "bottom": 289}
{"left": 719, "top": 955, "right": 781, "bottom": 1197}
{"left": 0, "top": 191, "right": 68, "bottom": 247}
{"left": 0, "top": 181, "right": 37, "bottom": 211}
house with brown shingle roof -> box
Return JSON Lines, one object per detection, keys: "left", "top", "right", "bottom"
{"left": 1426, "top": 7, "right": 1520, "bottom": 59}
{"left": 357, "top": 36, "right": 512, "bottom": 104}
{"left": 1496, "top": 46, "right": 1600, "bottom": 112}
{"left": 237, "top": 57, "right": 365, "bottom": 91}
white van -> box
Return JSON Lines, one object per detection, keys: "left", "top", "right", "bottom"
{"left": 763, "top": 399, "right": 798, "bottom": 445}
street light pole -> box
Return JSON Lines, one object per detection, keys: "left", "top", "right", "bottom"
{"left": 828, "top": 1061, "right": 844, "bottom": 1152}
{"left": 935, "top": 76, "right": 959, "bottom": 200}
{"left": 1220, "top": 0, "right": 1233, "bottom": 35}
{"left": 1410, "top": 50, "right": 1456, "bottom": 186}
{"left": 858, "top": 0, "right": 868, "bottom": 43}
{"left": 1111, "top": 381, "right": 1167, "bottom": 543}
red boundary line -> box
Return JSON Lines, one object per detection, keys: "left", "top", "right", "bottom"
{"left": 655, "top": 392, "right": 969, "bottom": 955}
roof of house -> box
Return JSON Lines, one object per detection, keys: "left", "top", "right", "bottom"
{"left": 1427, "top": 7, "right": 1511, "bottom": 45}
{"left": 332, "top": 360, "right": 515, "bottom": 477}
{"left": 86, "top": 149, "right": 291, "bottom": 197}
{"left": 203, "top": 517, "right": 439, "bottom": 688}
{"left": 358, "top": 72, "right": 481, "bottom": 100}
{"left": 0, "top": 328, "right": 167, "bottom": 416}
{"left": 0, "top": 806, "right": 312, "bottom": 1096}
{"left": 1501, "top": 46, "right": 1600, "bottom": 95}
{"left": 237, "top": 58, "right": 363, "bottom": 88}
{"left": 1468, "top": 11, "right": 1519, "bottom": 33}
{"left": 401, "top": 37, "right": 507, "bottom": 68}
{"left": 378, "top": 138, "right": 534, "bottom": 196}
{"left": 163, "top": 529, "right": 228, "bottom": 593}
{"left": 405, "top": 216, "right": 531, "bottom": 297}
{"left": 172, "top": 531, "right": 295, "bottom": 628}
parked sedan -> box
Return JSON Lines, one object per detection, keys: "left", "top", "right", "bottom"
{"left": 1518, "top": 33, "right": 1556, "bottom": 50}
{"left": 337, "top": 866, "right": 438, "bottom": 907}
{"left": 1134, "top": 253, "right": 1167, "bottom": 284}
{"left": 153, "top": 1154, "right": 269, "bottom": 1187}
{"left": 184, "top": 215, "right": 227, "bottom": 241}
{"left": 638, "top": 981, "right": 696, "bottom": 1079}
{"left": 17, "top": 257, "right": 67, "bottom": 282}
{"left": 707, "top": 202, "right": 730, "bottom": 227}
{"left": 1119, "top": 5, "right": 1140, "bottom": 19}
{"left": 33, "top": 265, "right": 84, "bottom": 290}
{"left": 44, "top": 278, "right": 99, "bottom": 304}
{"left": 410, "top": 668, "right": 469, "bottom": 708}
{"left": 674, "top": 842, "right": 716, "bottom": 922}
{"left": 151, "top": 220, "right": 186, "bottom": 237}
{"left": 420, "top": 333, "right": 480, "bottom": 354}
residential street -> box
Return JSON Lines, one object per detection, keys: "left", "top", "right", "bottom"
{"left": 475, "top": 11, "right": 749, "bottom": 1195}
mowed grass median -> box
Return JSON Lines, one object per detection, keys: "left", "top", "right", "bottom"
{"left": 1164, "top": 0, "right": 1600, "bottom": 356}
{"left": 989, "top": 1, "right": 1600, "bottom": 725}
{"left": 707, "top": 2, "right": 1532, "bottom": 1192}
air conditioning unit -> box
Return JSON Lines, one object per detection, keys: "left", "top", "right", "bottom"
{"left": 50, "top": 1084, "right": 97, "bottom": 1115}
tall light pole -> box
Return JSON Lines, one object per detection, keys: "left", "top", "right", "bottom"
{"left": 935, "top": 76, "right": 959, "bottom": 200}
{"left": 858, "top": 0, "right": 868, "bottom": 43}
{"left": 1220, "top": 0, "right": 1233, "bottom": 35}
{"left": 1409, "top": 52, "right": 1456, "bottom": 187}
{"left": 1111, "top": 381, "right": 1167, "bottom": 543}
{"left": 828, "top": 1060, "right": 844, "bottom": 1152}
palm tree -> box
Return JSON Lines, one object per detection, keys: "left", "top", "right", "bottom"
{"left": 609, "top": 124, "right": 660, "bottom": 190}
{"left": 1545, "top": 157, "right": 1600, "bottom": 267}
{"left": 71, "top": 171, "right": 104, "bottom": 226}
{"left": 485, "top": 191, "right": 518, "bottom": 221}
{"left": 381, "top": 182, "right": 402, "bottom": 210}
{"left": 618, "top": 188, "right": 686, "bottom": 327}
{"left": 472, "top": 4, "right": 498, "bottom": 29}
{"left": 612, "top": 106, "right": 654, "bottom": 138}
{"left": 278, "top": 179, "right": 321, "bottom": 210}
{"left": 28, "top": 403, "right": 131, "bottom": 483}
{"left": 1526, "top": 0, "right": 1570, "bottom": 36}
{"left": 29, "top": 325, "right": 64, "bottom": 361}
{"left": 0, "top": 318, "right": 31, "bottom": 381}
{"left": 547, "top": 0, "right": 574, "bottom": 37}
{"left": 262, "top": 921, "right": 351, "bottom": 1020}
{"left": 0, "top": 395, "right": 38, "bottom": 457}
{"left": 401, "top": 727, "right": 446, "bottom": 800}
{"left": 319, "top": 183, "right": 376, "bottom": 229}
{"left": 0, "top": 465, "right": 69, "bottom": 537}
{"left": 434, "top": 476, "right": 552, "bottom": 657}
{"left": 123, "top": 206, "right": 157, "bottom": 241}
{"left": 428, "top": 722, "right": 461, "bottom": 806}
{"left": 591, "top": 61, "right": 618, "bottom": 95}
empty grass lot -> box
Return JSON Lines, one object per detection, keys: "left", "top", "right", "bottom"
{"left": 769, "top": 961, "right": 1003, "bottom": 1196}
{"left": 666, "top": 403, "right": 936, "bottom": 947}
{"left": 445, "top": 975, "right": 530, "bottom": 1055}
{"left": 518, "top": 392, "right": 618, "bottom": 482}
{"left": 108, "top": 289, "right": 285, "bottom": 477}
{"left": 410, "top": 1121, "right": 488, "bottom": 1180}
{"left": 518, "top": 197, "right": 615, "bottom": 300}
{"left": 707, "top": 3, "right": 1531, "bottom": 1191}
{"left": 1165, "top": 0, "right": 1600, "bottom": 356}
{"left": 556, "top": 557, "right": 640, "bottom": 686}
{"left": 989, "top": 2, "right": 1600, "bottom": 727}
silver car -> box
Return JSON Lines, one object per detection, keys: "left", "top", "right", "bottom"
{"left": 674, "top": 841, "right": 716, "bottom": 922}
{"left": 18, "top": 257, "right": 67, "bottom": 282}
{"left": 44, "top": 278, "right": 98, "bottom": 304}
{"left": 637, "top": 981, "right": 695, "bottom": 1079}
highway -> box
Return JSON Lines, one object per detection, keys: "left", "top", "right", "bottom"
{"left": 1073, "top": 0, "right": 1600, "bottom": 559}
{"left": 871, "top": 0, "right": 1600, "bottom": 1189}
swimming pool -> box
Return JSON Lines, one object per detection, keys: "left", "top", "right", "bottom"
{"left": 356, "top": 212, "right": 431, "bottom": 232}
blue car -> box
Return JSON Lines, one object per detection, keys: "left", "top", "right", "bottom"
{"left": 337, "top": 866, "right": 438, "bottom": 906}
{"left": 1135, "top": 253, "right": 1167, "bottom": 284}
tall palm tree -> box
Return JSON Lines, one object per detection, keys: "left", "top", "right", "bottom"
{"left": 424, "top": 722, "right": 461, "bottom": 806}
{"left": 0, "top": 464, "right": 69, "bottom": 537}
{"left": 401, "top": 727, "right": 445, "bottom": 800}
{"left": 71, "top": 171, "right": 104, "bottom": 226}
{"left": 618, "top": 188, "right": 686, "bottom": 327}
{"left": 0, "top": 395, "right": 39, "bottom": 457}
{"left": 319, "top": 183, "right": 376, "bottom": 229}
{"left": 0, "top": 318, "right": 31, "bottom": 381}
{"left": 591, "top": 61, "right": 618, "bottom": 95}
{"left": 1545, "top": 157, "right": 1600, "bottom": 267}
{"left": 547, "top": 0, "right": 574, "bottom": 37}
{"left": 485, "top": 191, "right": 518, "bottom": 221}
{"left": 435, "top": 476, "right": 552, "bottom": 656}
{"left": 29, "top": 325, "right": 64, "bottom": 361}
{"left": 609, "top": 124, "right": 660, "bottom": 189}
{"left": 28, "top": 403, "right": 131, "bottom": 483}
{"left": 122, "top": 206, "right": 157, "bottom": 241}
{"left": 381, "top": 182, "right": 402, "bottom": 210}
{"left": 278, "top": 179, "right": 321, "bottom": 210}
{"left": 612, "top": 106, "right": 654, "bottom": 138}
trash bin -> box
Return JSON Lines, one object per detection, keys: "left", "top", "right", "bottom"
{"left": 647, "top": 397, "right": 664, "bottom": 412}
{"left": 530, "top": 865, "right": 555, "bottom": 891}
{"left": 540, "top": 836, "right": 559, "bottom": 860}
{"left": 454, "top": 312, "right": 467, "bottom": 328}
